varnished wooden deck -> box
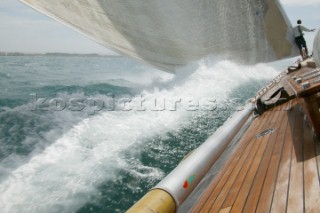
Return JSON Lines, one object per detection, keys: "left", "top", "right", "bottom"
{"left": 191, "top": 99, "right": 320, "bottom": 213}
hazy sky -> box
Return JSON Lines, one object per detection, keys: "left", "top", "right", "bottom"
{"left": 0, "top": 0, "right": 319, "bottom": 54}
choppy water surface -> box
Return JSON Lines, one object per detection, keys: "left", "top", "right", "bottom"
{"left": 0, "top": 55, "right": 282, "bottom": 212}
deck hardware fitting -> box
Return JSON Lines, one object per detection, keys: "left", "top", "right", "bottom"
{"left": 256, "top": 128, "right": 275, "bottom": 138}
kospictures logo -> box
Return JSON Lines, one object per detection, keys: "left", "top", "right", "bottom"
{"left": 30, "top": 93, "right": 245, "bottom": 115}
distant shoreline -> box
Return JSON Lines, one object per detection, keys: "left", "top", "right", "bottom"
{"left": 0, "top": 52, "right": 120, "bottom": 57}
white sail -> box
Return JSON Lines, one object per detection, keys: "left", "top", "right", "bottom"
{"left": 20, "top": 0, "right": 297, "bottom": 72}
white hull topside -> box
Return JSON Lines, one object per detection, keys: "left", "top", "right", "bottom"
{"left": 21, "top": 0, "right": 298, "bottom": 72}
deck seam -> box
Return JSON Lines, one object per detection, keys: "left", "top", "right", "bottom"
{"left": 269, "top": 100, "right": 298, "bottom": 213}
{"left": 221, "top": 110, "right": 282, "bottom": 211}
{"left": 190, "top": 99, "right": 320, "bottom": 212}
{"left": 283, "top": 100, "right": 298, "bottom": 213}
{"left": 302, "top": 112, "right": 320, "bottom": 212}
{"left": 268, "top": 124, "right": 290, "bottom": 213}
{"left": 230, "top": 133, "right": 271, "bottom": 212}
{"left": 287, "top": 106, "right": 304, "bottom": 213}
{"left": 203, "top": 122, "right": 269, "bottom": 212}
{"left": 194, "top": 135, "right": 256, "bottom": 212}
{"left": 284, "top": 121, "right": 294, "bottom": 213}
{"left": 255, "top": 105, "right": 290, "bottom": 213}
{"left": 241, "top": 110, "right": 285, "bottom": 212}
{"left": 314, "top": 135, "right": 320, "bottom": 186}
{"left": 210, "top": 126, "right": 264, "bottom": 211}
{"left": 229, "top": 110, "right": 281, "bottom": 212}
{"left": 268, "top": 105, "right": 294, "bottom": 213}
{"left": 207, "top": 139, "right": 258, "bottom": 212}
{"left": 219, "top": 139, "right": 261, "bottom": 209}
{"left": 192, "top": 112, "right": 273, "bottom": 212}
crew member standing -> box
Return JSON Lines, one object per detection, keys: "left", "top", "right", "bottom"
{"left": 293, "top": 19, "right": 315, "bottom": 59}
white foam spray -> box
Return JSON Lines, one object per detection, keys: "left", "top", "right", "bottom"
{"left": 0, "top": 60, "right": 280, "bottom": 212}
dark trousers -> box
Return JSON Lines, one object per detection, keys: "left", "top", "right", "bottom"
{"left": 295, "top": 36, "right": 307, "bottom": 49}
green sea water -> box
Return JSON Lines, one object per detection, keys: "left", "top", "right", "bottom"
{"left": 0, "top": 55, "right": 281, "bottom": 212}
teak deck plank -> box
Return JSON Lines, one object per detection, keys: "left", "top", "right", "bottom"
{"left": 191, "top": 111, "right": 274, "bottom": 212}
{"left": 221, "top": 109, "right": 283, "bottom": 211}
{"left": 218, "top": 206, "right": 231, "bottom": 213}
{"left": 205, "top": 134, "right": 258, "bottom": 212}
{"left": 316, "top": 137, "right": 320, "bottom": 184}
{"left": 188, "top": 66, "right": 320, "bottom": 212}
{"left": 303, "top": 118, "right": 320, "bottom": 212}
{"left": 193, "top": 115, "right": 271, "bottom": 212}
{"left": 241, "top": 110, "right": 286, "bottom": 213}
{"left": 220, "top": 135, "right": 262, "bottom": 209}
{"left": 252, "top": 107, "right": 289, "bottom": 213}
{"left": 190, "top": 98, "right": 319, "bottom": 213}
{"left": 287, "top": 107, "right": 304, "bottom": 213}
{"left": 229, "top": 115, "right": 279, "bottom": 213}
{"left": 208, "top": 121, "right": 267, "bottom": 211}
{"left": 228, "top": 132, "right": 268, "bottom": 212}
{"left": 269, "top": 106, "right": 296, "bottom": 213}
{"left": 218, "top": 107, "right": 284, "bottom": 211}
